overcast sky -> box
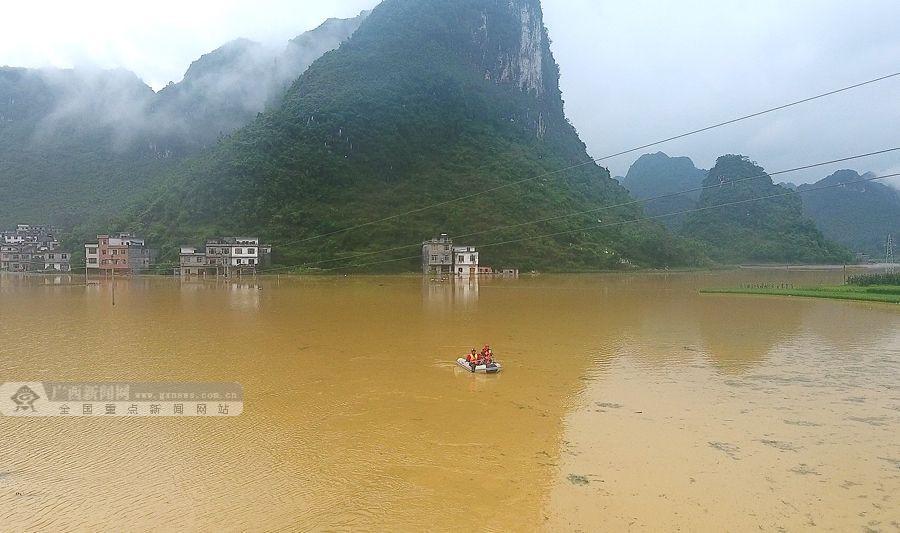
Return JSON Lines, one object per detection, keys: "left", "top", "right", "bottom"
{"left": 2, "top": 0, "right": 898, "bottom": 185}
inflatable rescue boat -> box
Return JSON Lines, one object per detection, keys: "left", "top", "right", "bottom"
{"left": 456, "top": 358, "right": 502, "bottom": 374}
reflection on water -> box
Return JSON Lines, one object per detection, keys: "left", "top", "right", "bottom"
{"left": 422, "top": 276, "right": 479, "bottom": 311}
{"left": 693, "top": 295, "right": 804, "bottom": 373}
{"left": 0, "top": 271, "right": 897, "bottom": 531}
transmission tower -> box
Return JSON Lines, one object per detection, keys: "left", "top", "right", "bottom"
{"left": 886, "top": 234, "right": 895, "bottom": 273}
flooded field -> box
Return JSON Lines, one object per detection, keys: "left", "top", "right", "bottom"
{"left": 0, "top": 271, "right": 898, "bottom": 531}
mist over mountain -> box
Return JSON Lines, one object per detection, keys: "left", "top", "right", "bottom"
{"left": 0, "top": 12, "right": 367, "bottom": 228}
{"left": 620, "top": 152, "right": 706, "bottom": 230}
{"left": 681, "top": 155, "right": 850, "bottom": 264}
{"left": 0, "top": 66, "right": 172, "bottom": 228}
{"left": 152, "top": 12, "right": 369, "bottom": 151}
{"left": 130, "top": 0, "right": 703, "bottom": 271}
{"left": 798, "top": 169, "right": 900, "bottom": 257}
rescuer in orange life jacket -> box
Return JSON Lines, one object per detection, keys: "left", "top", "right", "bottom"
{"left": 481, "top": 345, "right": 493, "bottom": 365}
{"left": 466, "top": 348, "right": 480, "bottom": 370}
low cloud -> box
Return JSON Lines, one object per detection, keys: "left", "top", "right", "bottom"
{"left": 543, "top": 0, "right": 900, "bottom": 184}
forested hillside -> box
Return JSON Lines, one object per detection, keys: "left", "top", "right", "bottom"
{"left": 681, "top": 155, "right": 851, "bottom": 264}
{"left": 130, "top": 0, "right": 704, "bottom": 272}
{"left": 0, "top": 13, "right": 366, "bottom": 228}
{"left": 621, "top": 152, "right": 706, "bottom": 229}
{"left": 799, "top": 170, "right": 900, "bottom": 257}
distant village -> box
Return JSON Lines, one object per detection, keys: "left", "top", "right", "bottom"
{"left": 1, "top": 224, "right": 272, "bottom": 277}
{"left": 0, "top": 225, "right": 70, "bottom": 272}
{"left": 1, "top": 225, "right": 516, "bottom": 278}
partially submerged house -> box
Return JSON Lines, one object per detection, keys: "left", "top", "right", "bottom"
{"left": 422, "top": 234, "right": 454, "bottom": 276}
{"left": 179, "top": 237, "right": 272, "bottom": 276}
{"left": 453, "top": 246, "right": 479, "bottom": 277}
{"left": 84, "top": 233, "right": 155, "bottom": 275}
{"left": 422, "top": 234, "right": 482, "bottom": 277}
{"left": 0, "top": 224, "right": 70, "bottom": 272}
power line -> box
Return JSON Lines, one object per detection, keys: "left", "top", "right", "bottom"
{"left": 450, "top": 148, "right": 900, "bottom": 241}
{"left": 472, "top": 173, "right": 900, "bottom": 251}
{"left": 254, "top": 148, "right": 900, "bottom": 272}
{"left": 302, "top": 172, "right": 900, "bottom": 272}
{"left": 273, "top": 71, "right": 900, "bottom": 248}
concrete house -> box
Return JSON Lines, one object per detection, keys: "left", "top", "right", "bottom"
{"left": 181, "top": 237, "right": 272, "bottom": 276}
{"left": 42, "top": 251, "right": 72, "bottom": 272}
{"left": 179, "top": 246, "right": 217, "bottom": 276}
{"left": 422, "top": 234, "right": 454, "bottom": 276}
{"left": 84, "top": 233, "right": 156, "bottom": 275}
{"left": 422, "top": 234, "right": 483, "bottom": 277}
{"left": 0, "top": 224, "right": 69, "bottom": 272}
{"left": 0, "top": 243, "right": 36, "bottom": 272}
{"left": 453, "top": 246, "right": 479, "bottom": 277}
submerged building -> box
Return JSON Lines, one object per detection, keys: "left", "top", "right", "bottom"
{"left": 422, "top": 234, "right": 454, "bottom": 276}
{"left": 422, "top": 234, "right": 481, "bottom": 277}
{"left": 179, "top": 237, "right": 272, "bottom": 276}
{"left": 0, "top": 224, "right": 70, "bottom": 272}
{"left": 84, "top": 233, "right": 156, "bottom": 275}
{"left": 453, "top": 246, "right": 479, "bottom": 277}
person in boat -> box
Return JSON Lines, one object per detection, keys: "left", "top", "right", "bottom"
{"left": 466, "top": 348, "right": 480, "bottom": 370}
{"left": 481, "top": 344, "right": 494, "bottom": 365}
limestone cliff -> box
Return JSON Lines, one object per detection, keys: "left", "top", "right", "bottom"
{"left": 132, "top": 0, "right": 703, "bottom": 271}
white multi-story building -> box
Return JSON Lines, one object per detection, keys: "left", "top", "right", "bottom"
{"left": 181, "top": 237, "right": 272, "bottom": 276}
{"left": 84, "top": 243, "right": 99, "bottom": 269}
{"left": 453, "top": 246, "right": 479, "bottom": 277}
{"left": 228, "top": 238, "right": 261, "bottom": 268}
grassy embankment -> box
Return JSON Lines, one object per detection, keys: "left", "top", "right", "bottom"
{"left": 701, "top": 285, "right": 900, "bottom": 304}
{"left": 701, "top": 273, "right": 900, "bottom": 304}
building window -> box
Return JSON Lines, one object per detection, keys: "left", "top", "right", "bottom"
{"left": 458, "top": 255, "right": 464, "bottom": 263}
{"left": 470, "top": 255, "right": 475, "bottom": 262}
{"left": 431, "top": 255, "right": 437, "bottom": 262}
{"left": 248, "top": 259, "right": 255, "bottom": 265}
{"left": 61, "top": 254, "right": 67, "bottom": 259}
{"left": 235, "top": 248, "right": 243, "bottom": 254}
{"left": 248, "top": 248, "right": 255, "bottom": 254}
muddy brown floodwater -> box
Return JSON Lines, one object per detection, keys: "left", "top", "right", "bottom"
{"left": 0, "top": 271, "right": 897, "bottom": 531}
